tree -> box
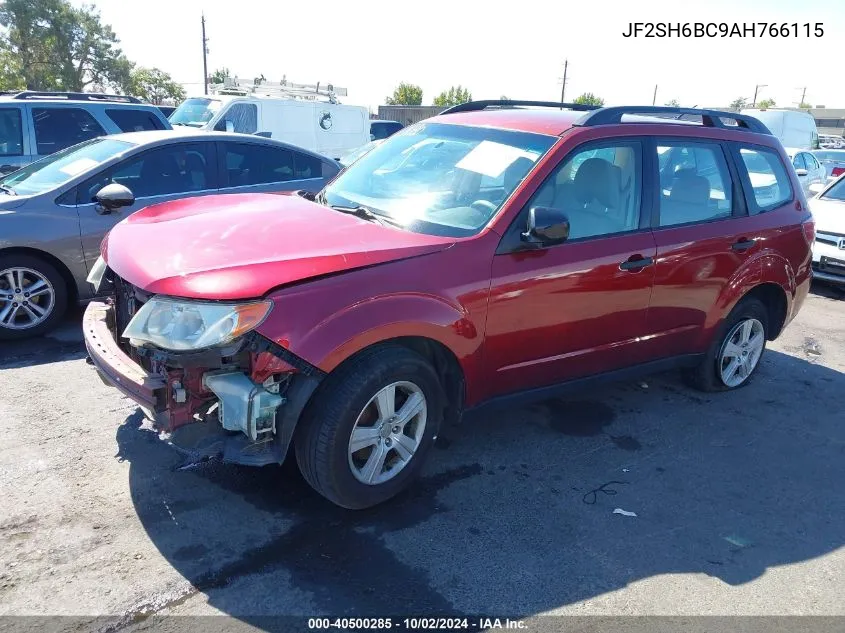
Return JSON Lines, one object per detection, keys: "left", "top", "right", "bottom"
{"left": 798, "top": 101, "right": 812, "bottom": 109}
{"left": 729, "top": 97, "right": 747, "bottom": 111}
{"left": 209, "top": 67, "right": 230, "bottom": 84}
{"left": 573, "top": 92, "right": 604, "bottom": 106}
{"left": 433, "top": 85, "right": 472, "bottom": 107}
{"left": 385, "top": 82, "right": 423, "bottom": 105}
{"left": 757, "top": 97, "right": 776, "bottom": 108}
{"left": 0, "top": 0, "right": 134, "bottom": 92}
{"left": 128, "top": 67, "right": 185, "bottom": 104}
{"left": 0, "top": 50, "right": 25, "bottom": 91}
{"left": 665, "top": 98, "right": 680, "bottom": 107}
{"left": 500, "top": 95, "right": 509, "bottom": 101}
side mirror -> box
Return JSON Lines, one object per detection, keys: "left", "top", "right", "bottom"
{"left": 225, "top": 120, "right": 234, "bottom": 133}
{"left": 795, "top": 168, "right": 808, "bottom": 177}
{"left": 522, "top": 206, "right": 570, "bottom": 246}
{"left": 370, "top": 133, "right": 376, "bottom": 141}
{"left": 94, "top": 183, "right": 134, "bottom": 215}
{"left": 809, "top": 182, "right": 825, "bottom": 196}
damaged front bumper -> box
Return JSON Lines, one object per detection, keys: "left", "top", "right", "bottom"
{"left": 83, "top": 300, "right": 323, "bottom": 466}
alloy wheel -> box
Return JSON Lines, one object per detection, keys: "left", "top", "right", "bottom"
{"left": 0, "top": 267, "right": 55, "bottom": 330}
{"left": 718, "top": 317, "right": 765, "bottom": 388}
{"left": 347, "top": 380, "right": 427, "bottom": 485}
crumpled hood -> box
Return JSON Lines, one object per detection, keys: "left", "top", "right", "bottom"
{"left": 808, "top": 197, "right": 845, "bottom": 235}
{"left": 103, "top": 193, "right": 455, "bottom": 300}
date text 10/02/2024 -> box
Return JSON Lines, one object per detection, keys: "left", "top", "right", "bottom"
{"left": 622, "top": 22, "right": 824, "bottom": 38}
{"left": 308, "top": 618, "right": 527, "bottom": 630}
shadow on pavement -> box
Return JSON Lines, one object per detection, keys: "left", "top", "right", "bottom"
{"left": 117, "top": 348, "right": 845, "bottom": 620}
{"left": 0, "top": 306, "right": 85, "bottom": 368}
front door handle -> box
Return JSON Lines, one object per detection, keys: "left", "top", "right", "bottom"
{"left": 732, "top": 238, "right": 756, "bottom": 252}
{"left": 619, "top": 255, "right": 654, "bottom": 271}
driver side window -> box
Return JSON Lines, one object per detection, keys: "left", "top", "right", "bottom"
{"left": 522, "top": 141, "right": 643, "bottom": 241}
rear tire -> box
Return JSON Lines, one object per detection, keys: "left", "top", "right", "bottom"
{"left": 0, "top": 254, "right": 68, "bottom": 340}
{"left": 295, "top": 344, "right": 443, "bottom": 509}
{"left": 684, "top": 297, "right": 768, "bottom": 392}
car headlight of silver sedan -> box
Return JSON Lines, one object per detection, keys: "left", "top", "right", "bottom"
{"left": 123, "top": 296, "right": 273, "bottom": 351}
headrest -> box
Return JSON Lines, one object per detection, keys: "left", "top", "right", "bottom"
{"left": 573, "top": 158, "right": 621, "bottom": 209}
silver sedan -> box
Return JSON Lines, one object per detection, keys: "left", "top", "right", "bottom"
{"left": 0, "top": 129, "right": 341, "bottom": 339}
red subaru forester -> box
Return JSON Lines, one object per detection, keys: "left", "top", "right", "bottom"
{"left": 84, "top": 102, "right": 814, "bottom": 509}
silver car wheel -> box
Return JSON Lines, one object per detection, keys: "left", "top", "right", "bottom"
{"left": 718, "top": 318, "right": 765, "bottom": 388}
{"left": 0, "top": 267, "right": 56, "bottom": 330}
{"left": 347, "top": 380, "right": 427, "bottom": 485}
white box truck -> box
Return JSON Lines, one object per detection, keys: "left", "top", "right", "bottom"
{"left": 170, "top": 80, "right": 370, "bottom": 160}
{"left": 741, "top": 108, "right": 819, "bottom": 150}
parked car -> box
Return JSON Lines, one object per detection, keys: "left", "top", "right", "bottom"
{"left": 0, "top": 129, "right": 341, "bottom": 339}
{"left": 811, "top": 149, "right": 845, "bottom": 182}
{"left": 84, "top": 102, "right": 812, "bottom": 509}
{"left": 170, "top": 93, "right": 370, "bottom": 160}
{"left": 339, "top": 139, "right": 383, "bottom": 168}
{"left": 157, "top": 105, "right": 176, "bottom": 119}
{"left": 369, "top": 120, "right": 403, "bottom": 141}
{"left": 806, "top": 173, "right": 845, "bottom": 286}
{"left": 786, "top": 147, "right": 827, "bottom": 197}
{"left": 0, "top": 91, "right": 171, "bottom": 175}
{"left": 818, "top": 134, "right": 845, "bottom": 149}
{"left": 741, "top": 108, "right": 819, "bottom": 150}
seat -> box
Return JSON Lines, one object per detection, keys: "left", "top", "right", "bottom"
{"left": 139, "top": 153, "right": 182, "bottom": 197}
{"left": 662, "top": 172, "right": 710, "bottom": 225}
{"left": 183, "top": 153, "right": 208, "bottom": 190}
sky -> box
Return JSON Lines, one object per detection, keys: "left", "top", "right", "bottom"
{"left": 76, "top": 0, "right": 845, "bottom": 112}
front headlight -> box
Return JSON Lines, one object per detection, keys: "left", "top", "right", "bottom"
{"left": 122, "top": 296, "right": 272, "bottom": 351}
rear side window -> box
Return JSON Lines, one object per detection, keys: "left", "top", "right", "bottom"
{"left": 293, "top": 152, "right": 323, "bottom": 179}
{"left": 0, "top": 108, "right": 23, "bottom": 156}
{"left": 792, "top": 153, "right": 806, "bottom": 170}
{"left": 657, "top": 143, "right": 733, "bottom": 226}
{"left": 33, "top": 108, "right": 106, "bottom": 155}
{"left": 214, "top": 103, "right": 258, "bottom": 134}
{"left": 106, "top": 108, "right": 167, "bottom": 132}
{"left": 223, "top": 142, "right": 295, "bottom": 186}
{"left": 737, "top": 147, "right": 792, "bottom": 213}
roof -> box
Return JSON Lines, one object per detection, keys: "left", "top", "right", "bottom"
{"left": 435, "top": 109, "right": 585, "bottom": 136}
{"left": 107, "top": 129, "right": 338, "bottom": 162}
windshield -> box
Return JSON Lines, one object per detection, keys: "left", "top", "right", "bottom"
{"left": 821, "top": 177, "right": 845, "bottom": 202}
{"left": 170, "top": 97, "right": 222, "bottom": 127}
{"left": 323, "top": 122, "right": 556, "bottom": 237}
{"left": 340, "top": 141, "right": 382, "bottom": 167}
{"left": 0, "top": 138, "right": 133, "bottom": 197}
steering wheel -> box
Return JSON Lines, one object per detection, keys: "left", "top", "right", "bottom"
{"left": 470, "top": 199, "right": 498, "bottom": 214}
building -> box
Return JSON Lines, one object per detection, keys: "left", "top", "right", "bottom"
{"left": 376, "top": 105, "right": 445, "bottom": 125}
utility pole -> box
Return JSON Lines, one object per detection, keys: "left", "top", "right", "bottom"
{"left": 652, "top": 84, "right": 658, "bottom": 106}
{"left": 752, "top": 84, "right": 767, "bottom": 108}
{"left": 560, "top": 60, "right": 568, "bottom": 103}
{"left": 799, "top": 86, "right": 807, "bottom": 106}
{"left": 201, "top": 14, "right": 209, "bottom": 95}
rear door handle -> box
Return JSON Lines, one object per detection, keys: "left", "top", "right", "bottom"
{"left": 732, "top": 239, "right": 756, "bottom": 252}
{"left": 619, "top": 255, "right": 654, "bottom": 271}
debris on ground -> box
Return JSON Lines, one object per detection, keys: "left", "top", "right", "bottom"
{"left": 804, "top": 338, "right": 823, "bottom": 356}
{"left": 613, "top": 508, "right": 637, "bottom": 517}
{"left": 723, "top": 534, "right": 753, "bottom": 548}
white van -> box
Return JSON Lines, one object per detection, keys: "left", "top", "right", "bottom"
{"left": 170, "top": 93, "right": 370, "bottom": 160}
{"left": 741, "top": 108, "right": 819, "bottom": 150}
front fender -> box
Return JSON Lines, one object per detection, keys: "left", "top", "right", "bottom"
{"left": 297, "top": 293, "right": 482, "bottom": 375}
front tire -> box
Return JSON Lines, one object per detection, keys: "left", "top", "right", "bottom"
{"left": 684, "top": 297, "right": 768, "bottom": 392}
{"left": 0, "top": 255, "right": 68, "bottom": 340}
{"left": 295, "top": 345, "right": 443, "bottom": 509}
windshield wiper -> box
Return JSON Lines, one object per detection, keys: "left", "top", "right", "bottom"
{"left": 329, "top": 204, "right": 391, "bottom": 226}
{"left": 0, "top": 184, "right": 16, "bottom": 196}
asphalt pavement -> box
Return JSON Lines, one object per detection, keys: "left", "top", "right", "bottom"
{"left": 1, "top": 285, "right": 843, "bottom": 631}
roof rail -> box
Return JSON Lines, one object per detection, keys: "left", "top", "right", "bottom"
{"left": 439, "top": 100, "right": 602, "bottom": 115}
{"left": 574, "top": 106, "right": 772, "bottom": 134}
{"left": 10, "top": 91, "right": 143, "bottom": 104}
